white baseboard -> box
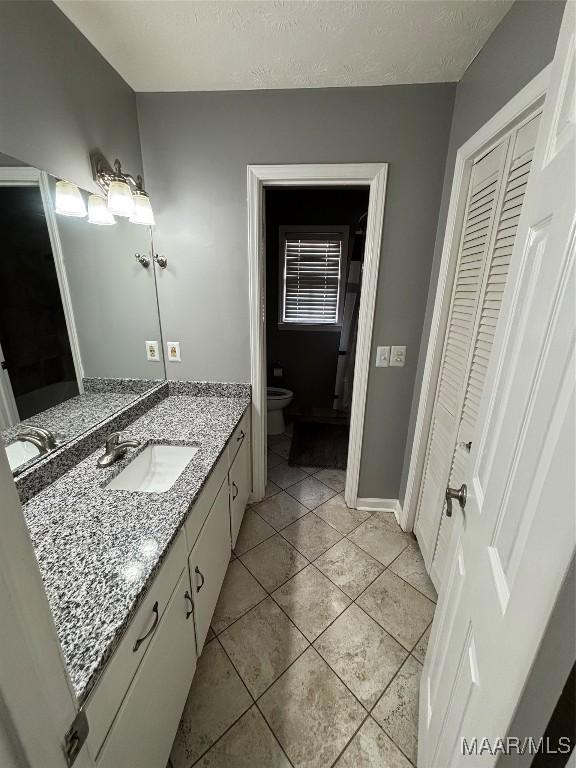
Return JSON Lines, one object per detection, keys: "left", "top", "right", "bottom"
{"left": 356, "top": 497, "right": 402, "bottom": 522}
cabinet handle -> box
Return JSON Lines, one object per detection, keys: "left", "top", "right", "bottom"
{"left": 133, "top": 601, "right": 159, "bottom": 652}
{"left": 184, "top": 590, "right": 194, "bottom": 620}
{"left": 195, "top": 566, "right": 205, "bottom": 592}
{"left": 232, "top": 481, "right": 239, "bottom": 500}
{"left": 236, "top": 430, "right": 245, "bottom": 443}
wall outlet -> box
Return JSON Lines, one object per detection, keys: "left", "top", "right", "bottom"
{"left": 167, "top": 341, "right": 181, "bottom": 362}
{"left": 390, "top": 345, "right": 406, "bottom": 367}
{"left": 146, "top": 340, "right": 160, "bottom": 362}
{"left": 376, "top": 346, "right": 390, "bottom": 367}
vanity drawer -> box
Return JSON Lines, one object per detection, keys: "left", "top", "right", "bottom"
{"left": 85, "top": 529, "right": 187, "bottom": 759}
{"left": 184, "top": 451, "right": 228, "bottom": 550}
{"left": 228, "top": 408, "right": 250, "bottom": 464}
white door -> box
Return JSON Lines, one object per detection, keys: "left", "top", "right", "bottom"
{"left": 419, "top": 6, "right": 575, "bottom": 766}
{"left": 429, "top": 112, "right": 542, "bottom": 587}
{"left": 415, "top": 109, "right": 543, "bottom": 588}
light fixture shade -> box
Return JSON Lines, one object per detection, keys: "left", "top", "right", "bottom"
{"left": 88, "top": 195, "right": 116, "bottom": 226}
{"left": 55, "top": 180, "right": 87, "bottom": 217}
{"left": 107, "top": 178, "right": 134, "bottom": 217}
{"left": 129, "top": 192, "right": 155, "bottom": 226}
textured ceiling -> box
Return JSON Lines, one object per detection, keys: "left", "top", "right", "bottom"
{"left": 56, "top": 0, "right": 514, "bottom": 92}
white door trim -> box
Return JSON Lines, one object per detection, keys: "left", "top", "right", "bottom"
{"left": 0, "top": 168, "right": 84, "bottom": 394}
{"left": 400, "top": 64, "right": 551, "bottom": 532}
{"left": 39, "top": 172, "right": 85, "bottom": 390}
{"left": 247, "top": 163, "right": 388, "bottom": 508}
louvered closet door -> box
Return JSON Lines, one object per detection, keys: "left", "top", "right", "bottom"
{"left": 431, "top": 112, "right": 542, "bottom": 585}
{"left": 414, "top": 141, "right": 509, "bottom": 571}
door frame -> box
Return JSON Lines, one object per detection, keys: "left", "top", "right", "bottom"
{"left": 400, "top": 64, "right": 551, "bottom": 532}
{"left": 247, "top": 163, "right": 388, "bottom": 508}
{"left": 0, "top": 167, "right": 84, "bottom": 404}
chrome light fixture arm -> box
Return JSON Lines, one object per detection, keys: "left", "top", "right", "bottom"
{"left": 91, "top": 152, "right": 148, "bottom": 197}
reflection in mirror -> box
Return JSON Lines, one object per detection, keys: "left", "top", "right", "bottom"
{"left": 0, "top": 155, "right": 166, "bottom": 474}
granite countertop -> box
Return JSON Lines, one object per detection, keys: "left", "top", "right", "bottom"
{"left": 2, "top": 378, "right": 162, "bottom": 475}
{"left": 22, "top": 388, "right": 250, "bottom": 704}
{"left": 1, "top": 391, "right": 138, "bottom": 447}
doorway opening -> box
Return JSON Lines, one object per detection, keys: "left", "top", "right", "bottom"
{"left": 265, "top": 186, "right": 369, "bottom": 494}
{"left": 247, "top": 164, "right": 388, "bottom": 510}
{"left": 0, "top": 184, "right": 79, "bottom": 428}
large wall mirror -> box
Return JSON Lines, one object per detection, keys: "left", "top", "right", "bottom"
{"left": 0, "top": 153, "right": 165, "bottom": 474}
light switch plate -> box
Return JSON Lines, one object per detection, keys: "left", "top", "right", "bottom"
{"left": 167, "top": 341, "right": 181, "bottom": 362}
{"left": 376, "top": 346, "right": 390, "bottom": 367}
{"left": 145, "top": 341, "right": 160, "bottom": 362}
{"left": 390, "top": 345, "right": 406, "bottom": 367}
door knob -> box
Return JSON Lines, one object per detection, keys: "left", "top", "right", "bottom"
{"left": 445, "top": 484, "right": 467, "bottom": 517}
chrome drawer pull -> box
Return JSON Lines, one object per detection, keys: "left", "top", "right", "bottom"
{"left": 236, "top": 430, "right": 245, "bottom": 443}
{"left": 195, "top": 566, "right": 205, "bottom": 592}
{"left": 184, "top": 590, "right": 194, "bottom": 619}
{"left": 232, "top": 481, "right": 239, "bottom": 500}
{"left": 133, "top": 601, "right": 159, "bottom": 652}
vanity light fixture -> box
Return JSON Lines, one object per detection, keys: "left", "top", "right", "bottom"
{"left": 106, "top": 161, "right": 135, "bottom": 218}
{"left": 130, "top": 188, "right": 155, "bottom": 226}
{"left": 55, "top": 180, "right": 87, "bottom": 218}
{"left": 91, "top": 151, "right": 155, "bottom": 225}
{"left": 87, "top": 194, "right": 116, "bottom": 226}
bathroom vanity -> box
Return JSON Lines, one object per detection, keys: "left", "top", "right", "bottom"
{"left": 1, "top": 148, "right": 254, "bottom": 767}
{"left": 21, "top": 382, "right": 251, "bottom": 767}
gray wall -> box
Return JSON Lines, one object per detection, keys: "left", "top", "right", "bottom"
{"left": 138, "top": 83, "right": 455, "bottom": 498}
{"left": 399, "top": 0, "right": 566, "bottom": 505}
{"left": 0, "top": 1, "right": 142, "bottom": 191}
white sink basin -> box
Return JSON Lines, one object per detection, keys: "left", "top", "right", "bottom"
{"left": 5, "top": 439, "right": 41, "bottom": 471}
{"left": 106, "top": 444, "right": 199, "bottom": 493}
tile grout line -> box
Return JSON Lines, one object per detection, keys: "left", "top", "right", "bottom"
{"left": 216, "top": 556, "right": 381, "bottom": 735}
{"left": 214, "top": 637, "right": 298, "bottom": 768}
{"left": 186, "top": 436, "right": 425, "bottom": 768}
{"left": 328, "top": 711, "right": 372, "bottom": 768}
{"left": 248, "top": 490, "right": 378, "bottom": 547}
{"left": 239, "top": 437, "right": 427, "bottom": 764}
{"left": 346, "top": 534, "right": 437, "bottom": 606}
{"left": 241, "top": 490, "right": 434, "bottom": 653}
{"left": 366, "top": 653, "right": 422, "bottom": 766}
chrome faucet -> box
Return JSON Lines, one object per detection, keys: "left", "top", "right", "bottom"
{"left": 97, "top": 431, "right": 141, "bottom": 468}
{"left": 17, "top": 425, "right": 57, "bottom": 454}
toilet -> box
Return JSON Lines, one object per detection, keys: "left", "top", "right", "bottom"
{"left": 266, "top": 387, "right": 293, "bottom": 435}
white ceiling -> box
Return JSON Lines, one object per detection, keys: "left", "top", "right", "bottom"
{"left": 56, "top": 0, "right": 514, "bottom": 92}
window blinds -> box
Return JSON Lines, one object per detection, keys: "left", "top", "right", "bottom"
{"left": 282, "top": 236, "right": 343, "bottom": 324}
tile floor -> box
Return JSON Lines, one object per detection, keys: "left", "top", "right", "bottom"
{"left": 169, "top": 430, "right": 437, "bottom": 768}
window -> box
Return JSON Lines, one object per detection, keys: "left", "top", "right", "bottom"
{"left": 278, "top": 226, "right": 348, "bottom": 329}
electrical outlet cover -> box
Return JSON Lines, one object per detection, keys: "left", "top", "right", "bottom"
{"left": 390, "top": 345, "right": 406, "bottom": 367}
{"left": 146, "top": 341, "right": 160, "bottom": 362}
{"left": 167, "top": 341, "right": 181, "bottom": 362}
{"left": 376, "top": 346, "right": 390, "bottom": 367}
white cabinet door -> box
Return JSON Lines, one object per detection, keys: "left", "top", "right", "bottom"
{"left": 97, "top": 570, "right": 197, "bottom": 768}
{"left": 229, "top": 434, "right": 251, "bottom": 548}
{"left": 419, "top": 7, "right": 575, "bottom": 765}
{"left": 189, "top": 478, "right": 231, "bottom": 652}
